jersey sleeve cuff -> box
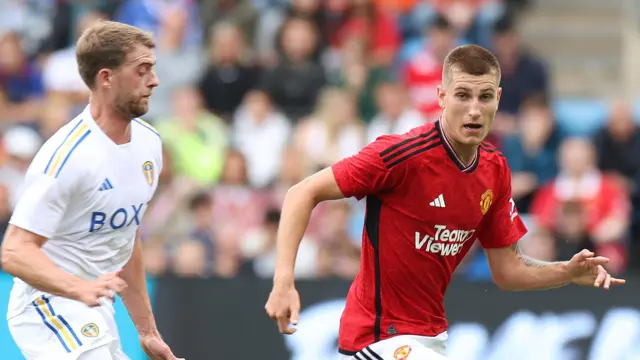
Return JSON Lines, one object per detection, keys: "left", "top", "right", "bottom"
{"left": 480, "top": 226, "right": 528, "bottom": 249}
{"left": 331, "top": 162, "right": 353, "bottom": 198}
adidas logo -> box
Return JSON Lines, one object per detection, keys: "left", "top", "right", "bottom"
{"left": 98, "top": 178, "right": 114, "bottom": 191}
{"left": 429, "top": 194, "right": 446, "bottom": 208}
{"left": 387, "top": 324, "right": 397, "bottom": 335}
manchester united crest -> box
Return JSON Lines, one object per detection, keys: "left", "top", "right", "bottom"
{"left": 142, "top": 161, "right": 154, "bottom": 186}
{"left": 480, "top": 189, "right": 494, "bottom": 215}
{"left": 393, "top": 345, "right": 412, "bottom": 360}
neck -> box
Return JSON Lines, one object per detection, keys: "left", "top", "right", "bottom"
{"left": 90, "top": 96, "right": 132, "bottom": 145}
{"left": 441, "top": 117, "right": 478, "bottom": 166}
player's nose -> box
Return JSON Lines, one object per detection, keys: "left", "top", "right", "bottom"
{"left": 148, "top": 71, "right": 159, "bottom": 88}
{"left": 467, "top": 104, "right": 481, "bottom": 119}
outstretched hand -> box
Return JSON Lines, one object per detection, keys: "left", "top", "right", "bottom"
{"left": 567, "top": 249, "right": 626, "bottom": 289}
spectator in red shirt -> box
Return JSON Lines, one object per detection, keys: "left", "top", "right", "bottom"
{"left": 338, "top": 0, "right": 401, "bottom": 67}
{"left": 530, "top": 138, "right": 631, "bottom": 274}
{"left": 402, "top": 15, "right": 456, "bottom": 122}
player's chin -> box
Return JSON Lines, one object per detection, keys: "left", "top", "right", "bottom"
{"left": 131, "top": 103, "right": 149, "bottom": 117}
{"left": 458, "top": 130, "right": 485, "bottom": 145}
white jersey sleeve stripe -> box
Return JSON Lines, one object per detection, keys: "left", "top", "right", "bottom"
{"left": 133, "top": 118, "right": 161, "bottom": 139}
{"left": 46, "top": 122, "right": 91, "bottom": 178}
{"left": 44, "top": 119, "right": 84, "bottom": 175}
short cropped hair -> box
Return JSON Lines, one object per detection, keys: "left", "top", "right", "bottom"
{"left": 443, "top": 45, "right": 501, "bottom": 84}
{"left": 76, "top": 20, "right": 155, "bottom": 89}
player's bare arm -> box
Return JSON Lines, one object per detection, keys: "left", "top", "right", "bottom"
{"left": 119, "top": 230, "right": 181, "bottom": 360}
{"left": 1, "top": 225, "right": 127, "bottom": 305}
{"left": 485, "top": 243, "right": 626, "bottom": 291}
{"left": 266, "top": 167, "right": 346, "bottom": 334}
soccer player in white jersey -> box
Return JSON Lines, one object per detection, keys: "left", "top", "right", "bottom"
{"left": 1, "top": 21, "right": 183, "bottom": 360}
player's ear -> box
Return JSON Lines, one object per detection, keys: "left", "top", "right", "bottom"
{"left": 97, "top": 68, "right": 113, "bottom": 89}
{"left": 497, "top": 87, "right": 502, "bottom": 102}
{"left": 437, "top": 85, "right": 446, "bottom": 109}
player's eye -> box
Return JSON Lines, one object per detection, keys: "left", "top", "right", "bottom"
{"left": 456, "top": 93, "right": 468, "bottom": 100}
{"left": 481, "top": 93, "right": 494, "bottom": 101}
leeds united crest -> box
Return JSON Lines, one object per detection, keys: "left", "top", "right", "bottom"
{"left": 142, "top": 161, "right": 154, "bottom": 186}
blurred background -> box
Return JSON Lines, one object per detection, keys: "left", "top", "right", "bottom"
{"left": 2, "top": 0, "right": 640, "bottom": 359}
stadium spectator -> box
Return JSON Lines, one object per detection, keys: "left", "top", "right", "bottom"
{"left": 316, "top": 200, "right": 361, "bottom": 279}
{"left": 593, "top": 100, "right": 640, "bottom": 265}
{"left": 241, "top": 209, "right": 319, "bottom": 279}
{"left": 402, "top": 15, "right": 456, "bottom": 122}
{"left": 367, "top": 82, "right": 424, "bottom": 143}
{"left": 593, "top": 100, "right": 640, "bottom": 199}
{"left": 292, "top": 87, "right": 365, "bottom": 172}
{"left": 491, "top": 16, "right": 548, "bottom": 118}
{"left": 333, "top": 36, "right": 391, "bottom": 122}
{"left": 255, "top": 0, "right": 327, "bottom": 67}
{"left": 146, "top": 7, "right": 204, "bottom": 121}
{"left": 41, "top": 12, "right": 103, "bottom": 111}
{"left": 428, "top": 0, "right": 505, "bottom": 47}
{"left": 501, "top": 96, "right": 562, "bottom": 212}
{"left": 232, "top": 90, "right": 292, "bottom": 188}
{"left": 172, "top": 239, "right": 209, "bottom": 277}
{"left": 157, "top": 86, "right": 229, "bottom": 186}
{"left": 553, "top": 201, "right": 596, "bottom": 263}
{"left": 261, "top": 17, "right": 325, "bottom": 122}
{"left": 339, "top": 0, "right": 401, "bottom": 67}
{"left": 211, "top": 150, "right": 269, "bottom": 249}
{"left": 0, "top": 32, "right": 45, "bottom": 125}
{"left": 530, "top": 138, "right": 631, "bottom": 273}
{"left": 199, "top": 21, "right": 261, "bottom": 122}
{"left": 114, "top": 0, "right": 203, "bottom": 49}
{"left": 201, "top": 0, "right": 259, "bottom": 45}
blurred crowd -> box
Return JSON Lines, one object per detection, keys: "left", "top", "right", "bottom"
{"left": 1, "top": 0, "right": 639, "bottom": 282}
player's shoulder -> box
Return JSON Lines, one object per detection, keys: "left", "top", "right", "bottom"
{"left": 369, "top": 122, "right": 441, "bottom": 169}
{"left": 33, "top": 116, "right": 94, "bottom": 179}
{"left": 479, "top": 141, "right": 509, "bottom": 171}
{"left": 132, "top": 117, "right": 162, "bottom": 146}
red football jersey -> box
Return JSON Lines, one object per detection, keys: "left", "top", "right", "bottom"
{"left": 331, "top": 121, "right": 528, "bottom": 355}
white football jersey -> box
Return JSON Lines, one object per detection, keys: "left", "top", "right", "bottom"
{"left": 7, "top": 106, "right": 162, "bottom": 319}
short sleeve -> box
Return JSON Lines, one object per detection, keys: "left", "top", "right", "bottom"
{"left": 9, "top": 156, "right": 77, "bottom": 239}
{"left": 331, "top": 136, "right": 402, "bottom": 200}
{"left": 477, "top": 163, "right": 528, "bottom": 249}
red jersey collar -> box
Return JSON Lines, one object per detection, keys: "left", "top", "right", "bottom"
{"left": 435, "top": 120, "right": 480, "bottom": 173}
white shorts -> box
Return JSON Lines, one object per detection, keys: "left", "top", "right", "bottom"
{"left": 340, "top": 333, "right": 449, "bottom": 360}
{"left": 7, "top": 294, "right": 128, "bottom": 360}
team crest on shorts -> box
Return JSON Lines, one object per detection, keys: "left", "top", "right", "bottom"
{"left": 81, "top": 323, "right": 99, "bottom": 337}
{"left": 142, "top": 161, "right": 154, "bottom": 186}
{"left": 480, "top": 189, "right": 494, "bottom": 215}
{"left": 393, "top": 345, "right": 412, "bottom": 360}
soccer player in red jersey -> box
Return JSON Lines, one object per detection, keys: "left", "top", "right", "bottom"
{"left": 265, "top": 45, "right": 625, "bottom": 359}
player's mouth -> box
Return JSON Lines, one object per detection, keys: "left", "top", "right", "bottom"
{"left": 463, "top": 123, "right": 483, "bottom": 134}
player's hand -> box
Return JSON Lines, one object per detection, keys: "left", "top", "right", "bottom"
{"left": 140, "top": 333, "right": 184, "bottom": 360}
{"left": 567, "top": 249, "right": 626, "bottom": 290}
{"left": 71, "top": 270, "right": 128, "bottom": 307}
{"left": 265, "top": 284, "right": 301, "bottom": 335}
